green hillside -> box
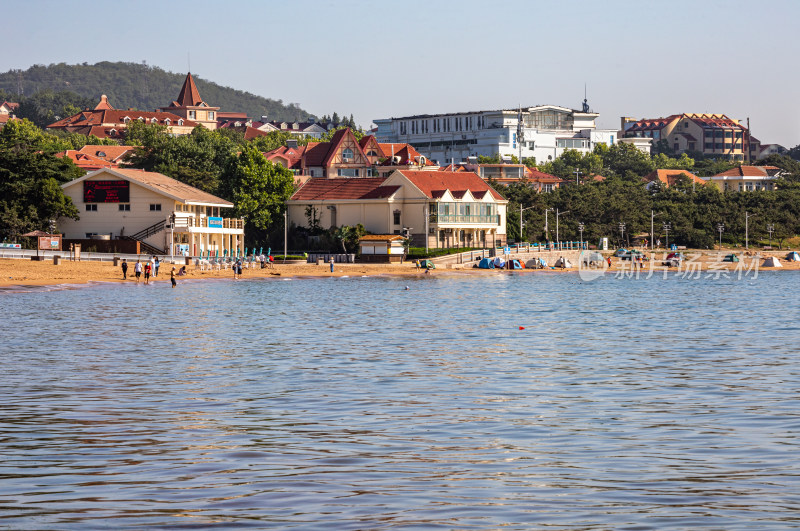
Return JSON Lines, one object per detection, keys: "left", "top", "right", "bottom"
{"left": 0, "top": 61, "right": 314, "bottom": 122}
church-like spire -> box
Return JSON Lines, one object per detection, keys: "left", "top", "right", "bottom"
{"left": 174, "top": 72, "right": 204, "bottom": 107}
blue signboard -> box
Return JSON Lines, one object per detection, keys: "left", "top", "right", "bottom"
{"left": 208, "top": 217, "right": 223, "bottom": 228}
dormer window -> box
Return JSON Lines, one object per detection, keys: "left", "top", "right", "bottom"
{"left": 342, "top": 148, "right": 353, "bottom": 162}
{"left": 109, "top": 129, "right": 117, "bottom": 136}
{"left": 164, "top": 118, "right": 171, "bottom": 125}
{"left": 123, "top": 116, "right": 130, "bottom": 123}
{"left": 234, "top": 121, "right": 241, "bottom": 127}
{"left": 177, "top": 119, "right": 184, "bottom": 126}
{"left": 150, "top": 117, "right": 158, "bottom": 124}
{"left": 137, "top": 117, "right": 144, "bottom": 122}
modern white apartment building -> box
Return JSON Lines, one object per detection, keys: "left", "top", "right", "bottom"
{"left": 373, "top": 104, "right": 617, "bottom": 165}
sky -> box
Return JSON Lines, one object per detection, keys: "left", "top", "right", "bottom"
{"left": 5, "top": 0, "right": 800, "bottom": 146}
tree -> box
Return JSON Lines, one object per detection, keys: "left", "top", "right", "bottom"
{"left": 334, "top": 224, "right": 366, "bottom": 253}
{"left": 221, "top": 144, "right": 295, "bottom": 246}
{"left": 0, "top": 119, "right": 82, "bottom": 241}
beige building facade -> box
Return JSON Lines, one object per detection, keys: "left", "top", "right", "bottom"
{"left": 287, "top": 170, "right": 508, "bottom": 249}
{"left": 59, "top": 168, "right": 244, "bottom": 257}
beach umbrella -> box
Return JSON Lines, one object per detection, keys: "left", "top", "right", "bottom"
{"left": 258, "top": 247, "right": 263, "bottom": 256}
{"left": 245, "top": 247, "right": 249, "bottom": 257}
{"left": 215, "top": 249, "right": 219, "bottom": 258}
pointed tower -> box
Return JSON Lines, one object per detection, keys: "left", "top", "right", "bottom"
{"left": 160, "top": 72, "right": 219, "bottom": 130}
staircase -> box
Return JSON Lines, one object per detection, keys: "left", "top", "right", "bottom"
{"left": 120, "top": 219, "right": 167, "bottom": 255}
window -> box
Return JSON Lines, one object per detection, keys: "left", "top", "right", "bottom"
{"left": 674, "top": 143, "right": 679, "bottom": 152}
{"left": 86, "top": 204, "right": 97, "bottom": 211}
{"left": 164, "top": 118, "right": 171, "bottom": 125}
{"left": 178, "top": 119, "right": 184, "bottom": 126}
{"left": 123, "top": 117, "right": 130, "bottom": 123}
{"left": 393, "top": 211, "right": 401, "bottom": 225}
{"left": 150, "top": 204, "right": 162, "bottom": 211}
{"left": 342, "top": 148, "right": 353, "bottom": 161}
{"left": 208, "top": 111, "right": 214, "bottom": 120}
{"left": 189, "top": 111, "right": 196, "bottom": 119}
{"left": 337, "top": 168, "right": 359, "bottom": 177}
{"left": 150, "top": 118, "right": 157, "bottom": 124}
{"left": 118, "top": 204, "right": 130, "bottom": 211}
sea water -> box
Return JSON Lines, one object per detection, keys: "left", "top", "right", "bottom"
{"left": 1, "top": 272, "right": 799, "bottom": 529}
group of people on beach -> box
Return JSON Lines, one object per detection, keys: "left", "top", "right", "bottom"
{"left": 121, "top": 256, "right": 181, "bottom": 288}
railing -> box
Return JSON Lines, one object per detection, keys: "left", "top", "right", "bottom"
{"left": 430, "top": 214, "right": 500, "bottom": 224}
{"left": 128, "top": 219, "right": 166, "bottom": 241}
{"left": 174, "top": 217, "right": 245, "bottom": 230}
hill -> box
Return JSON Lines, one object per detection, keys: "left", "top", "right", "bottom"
{"left": 0, "top": 61, "right": 314, "bottom": 122}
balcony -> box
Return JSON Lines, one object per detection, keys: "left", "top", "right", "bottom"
{"left": 430, "top": 214, "right": 500, "bottom": 225}
{"left": 174, "top": 216, "right": 244, "bottom": 230}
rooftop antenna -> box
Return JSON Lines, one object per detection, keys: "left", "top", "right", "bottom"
{"left": 582, "top": 84, "right": 589, "bottom": 113}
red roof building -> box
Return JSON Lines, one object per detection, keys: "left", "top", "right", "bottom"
{"left": 705, "top": 165, "right": 784, "bottom": 191}
{"left": 622, "top": 113, "right": 751, "bottom": 161}
{"left": 47, "top": 94, "right": 198, "bottom": 139}
{"left": 287, "top": 169, "right": 508, "bottom": 249}
{"left": 160, "top": 72, "right": 219, "bottom": 130}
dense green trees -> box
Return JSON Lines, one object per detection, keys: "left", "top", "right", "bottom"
{"left": 0, "top": 120, "right": 82, "bottom": 240}
{"left": 504, "top": 145, "right": 800, "bottom": 249}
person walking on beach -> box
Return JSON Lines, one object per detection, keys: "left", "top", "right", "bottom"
{"left": 121, "top": 258, "right": 128, "bottom": 280}
{"left": 233, "top": 259, "right": 240, "bottom": 279}
{"left": 237, "top": 259, "right": 243, "bottom": 278}
{"left": 170, "top": 267, "right": 177, "bottom": 288}
{"left": 154, "top": 256, "right": 160, "bottom": 277}
{"left": 144, "top": 261, "right": 151, "bottom": 285}
{"left": 329, "top": 256, "right": 335, "bottom": 273}
{"left": 134, "top": 259, "right": 142, "bottom": 283}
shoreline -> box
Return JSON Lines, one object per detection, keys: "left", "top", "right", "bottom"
{"left": 0, "top": 251, "right": 795, "bottom": 291}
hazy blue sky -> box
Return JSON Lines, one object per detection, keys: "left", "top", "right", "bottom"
{"left": 5, "top": 0, "right": 799, "bottom": 146}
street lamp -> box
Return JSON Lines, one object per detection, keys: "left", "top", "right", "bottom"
{"left": 663, "top": 222, "right": 671, "bottom": 250}
{"left": 573, "top": 169, "right": 583, "bottom": 185}
{"left": 519, "top": 205, "right": 537, "bottom": 244}
{"left": 717, "top": 223, "right": 725, "bottom": 251}
{"left": 544, "top": 208, "right": 554, "bottom": 244}
{"left": 767, "top": 223, "right": 775, "bottom": 248}
{"left": 618, "top": 222, "right": 626, "bottom": 247}
{"left": 556, "top": 209, "right": 569, "bottom": 249}
{"left": 578, "top": 222, "right": 585, "bottom": 249}
{"left": 745, "top": 211, "right": 755, "bottom": 250}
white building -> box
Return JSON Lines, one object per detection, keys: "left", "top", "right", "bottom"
{"left": 59, "top": 168, "right": 245, "bottom": 257}
{"left": 373, "top": 104, "right": 617, "bottom": 165}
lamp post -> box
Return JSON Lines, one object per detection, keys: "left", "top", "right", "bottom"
{"left": 556, "top": 209, "right": 569, "bottom": 249}
{"left": 578, "top": 222, "right": 585, "bottom": 250}
{"left": 745, "top": 211, "right": 755, "bottom": 250}
{"left": 619, "top": 222, "right": 626, "bottom": 248}
{"left": 545, "top": 208, "right": 554, "bottom": 245}
{"left": 573, "top": 169, "right": 583, "bottom": 185}
{"left": 717, "top": 223, "right": 725, "bottom": 251}
{"left": 767, "top": 223, "right": 775, "bottom": 248}
{"left": 663, "top": 222, "right": 671, "bottom": 250}
{"left": 520, "top": 205, "right": 537, "bottom": 244}
{"left": 284, "top": 210, "right": 288, "bottom": 263}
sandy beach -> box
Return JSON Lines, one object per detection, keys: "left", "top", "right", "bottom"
{"left": 1, "top": 250, "right": 797, "bottom": 289}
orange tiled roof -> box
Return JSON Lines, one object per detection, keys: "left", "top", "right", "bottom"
{"left": 290, "top": 178, "right": 389, "bottom": 201}
{"left": 76, "top": 145, "right": 136, "bottom": 163}
{"left": 643, "top": 169, "right": 705, "bottom": 187}
{"left": 57, "top": 150, "right": 116, "bottom": 170}
{"left": 398, "top": 170, "right": 506, "bottom": 201}
{"left": 713, "top": 165, "right": 782, "bottom": 178}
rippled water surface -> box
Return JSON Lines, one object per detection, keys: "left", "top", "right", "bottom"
{"left": 2, "top": 272, "right": 800, "bottom": 529}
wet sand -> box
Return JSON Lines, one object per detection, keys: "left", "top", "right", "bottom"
{"left": 0, "top": 250, "right": 796, "bottom": 289}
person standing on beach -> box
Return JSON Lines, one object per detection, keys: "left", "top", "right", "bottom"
{"left": 154, "top": 256, "right": 160, "bottom": 277}
{"left": 134, "top": 260, "right": 142, "bottom": 283}
{"left": 329, "top": 256, "right": 335, "bottom": 273}
{"left": 170, "top": 267, "right": 176, "bottom": 288}
{"left": 233, "top": 259, "right": 239, "bottom": 279}
{"left": 144, "top": 261, "right": 151, "bottom": 285}
{"left": 121, "top": 258, "right": 128, "bottom": 280}
{"left": 237, "top": 259, "right": 243, "bottom": 278}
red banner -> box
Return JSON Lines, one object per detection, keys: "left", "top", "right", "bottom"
{"left": 84, "top": 180, "right": 130, "bottom": 203}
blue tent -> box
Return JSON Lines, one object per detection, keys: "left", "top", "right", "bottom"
{"left": 493, "top": 257, "right": 506, "bottom": 268}
{"left": 786, "top": 251, "right": 800, "bottom": 261}
{"left": 478, "top": 258, "right": 495, "bottom": 269}
{"left": 510, "top": 259, "right": 524, "bottom": 270}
